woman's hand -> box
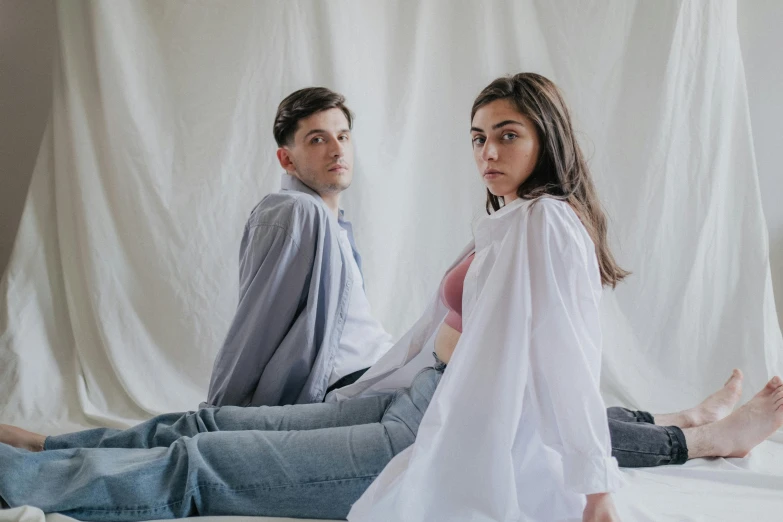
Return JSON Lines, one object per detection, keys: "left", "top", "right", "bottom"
{"left": 583, "top": 493, "right": 621, "bottom": 522}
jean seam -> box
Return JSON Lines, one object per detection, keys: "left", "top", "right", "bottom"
{"left": 381, "top": 391, "right": 401, "bottom": 417}
{"left": 381, "top": 407, "right": 418, "bottom": 450}
{"left": 380, "top": 424, "right": 395, "bottom": 456}
{"left": 68, "top": 475, "right": 378, "bottom": 515}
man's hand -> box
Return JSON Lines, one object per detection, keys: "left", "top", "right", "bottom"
{"left": 583, "top": 493, "right": 621, "bottom": 522}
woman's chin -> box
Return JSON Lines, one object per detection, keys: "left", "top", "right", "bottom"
{"left": 485, "top": 184, "right": 512, "bottom": 199}
{"left": 483, "top": 181, "right": 507, "bottom": 196}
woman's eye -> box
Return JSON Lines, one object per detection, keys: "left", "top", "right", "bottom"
{"left": 472, "top": 136, "right": 485, "bottom": 146}
{"left": 502, "top": 133, "right": 517, "bottom": 140}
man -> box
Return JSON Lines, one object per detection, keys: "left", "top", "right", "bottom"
{"left": 205, "top": 87, "right": 394, "bottom": 407}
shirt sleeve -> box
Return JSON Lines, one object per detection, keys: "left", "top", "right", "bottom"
{"left": 526, "top": 200, "right": 624, "bottom": 494}
{"left": 205, "top": 205, "right": 317, "bottom": 407}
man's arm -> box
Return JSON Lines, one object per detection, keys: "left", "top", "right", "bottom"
{"left": 206, "top": 201, "right": 318, "bottom": 407}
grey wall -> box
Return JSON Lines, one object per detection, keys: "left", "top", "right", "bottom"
{"left": 739, "top": 0, "right": 783, "bottom": 328}
{"left": 0, "top": 0, "right": 56, "bottom": 275}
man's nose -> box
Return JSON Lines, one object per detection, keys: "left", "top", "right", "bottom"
{"left": 329, "top": 138, "right": 344, "bottom": 158}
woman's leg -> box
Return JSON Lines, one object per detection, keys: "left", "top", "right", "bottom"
{"left": 43, "top": 394, "right": 393, "bottom": 450}
{"left": 607, "top": 413, "right": 688, "bottom": 467}
{"left": 607, "top": 373, "right": 783, "bottom": 466}
{"left": 653, "top": 369, "right": 743, "bottom": 429}
{"left": 682, "top": 376, "right": 783, "bottom": 459}
{"left": 603, "top": 370, "right": 743, "bottom": 467}
{"left": 0, "top": 367, "right": 444, "bottom": 520}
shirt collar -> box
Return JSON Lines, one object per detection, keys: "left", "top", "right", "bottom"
{"left": 489, "top": 197, "right": 528, "bottom": 219}
{"left": 280, "top": 172, "right": 346, "bottom": 221}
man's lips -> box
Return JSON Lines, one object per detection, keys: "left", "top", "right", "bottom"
{"left": 328, "top": 165, "right": 347, "bottom": 172}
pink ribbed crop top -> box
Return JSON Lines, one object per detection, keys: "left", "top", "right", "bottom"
{"left": 440, "top": 252, "right": 475, "bottom": 333}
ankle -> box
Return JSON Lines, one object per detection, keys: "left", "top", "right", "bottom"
{"left": 682, "top": 425, "right": 718, "bottom": 459}
{"left": 681, "top": 408, "right": 702, "bottom": 429}
{"left": 30, "top": 434, "right": 46, "bottom": 452}
{"left": 655, "top": 410, "right": 698, "bottom": 429}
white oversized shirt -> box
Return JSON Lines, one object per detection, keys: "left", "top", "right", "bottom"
{"left": 329, "top": 197, "right": 624, "bottom": 522}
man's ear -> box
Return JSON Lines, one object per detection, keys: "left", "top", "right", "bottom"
{"left": 277, "top": 147, "right": 296, "bottom": 173}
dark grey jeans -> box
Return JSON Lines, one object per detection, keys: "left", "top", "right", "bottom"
{"left": 608, "top": 407, "right": 689, "bottom": 467}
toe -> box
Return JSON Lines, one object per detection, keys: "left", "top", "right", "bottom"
{"left": 726, "top": 369, "right": 743, "bottom": 386}
{"left": 766, "top": 376, "right": 782, "bottom": 391}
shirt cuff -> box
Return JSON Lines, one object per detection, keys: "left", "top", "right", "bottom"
{"left": 562, "top": 454, "right": 625, "bottom": 494}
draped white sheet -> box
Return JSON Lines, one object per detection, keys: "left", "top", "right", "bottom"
{"left": 1, "top": 1, "right": 782, "bottom": 520}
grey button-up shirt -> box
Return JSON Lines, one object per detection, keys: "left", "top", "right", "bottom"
{"left": 205, "top": 173, "right": 361, "bottom": 407}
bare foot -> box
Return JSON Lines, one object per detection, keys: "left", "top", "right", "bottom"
{"left": 655, "top": 369, "right": 743, "bottom": 429}
{"left": 686, "top": 376, "right": 783, "bottom": 459}
{"left": 688, "top": 369, "right": 744, "bottom": 427}
{"left": 0, "top": 424, "right": 46, "bottom": 452}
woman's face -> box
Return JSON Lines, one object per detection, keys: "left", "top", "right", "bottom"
{"left": 470, "top": 99, "right": 540, "bottom": 203}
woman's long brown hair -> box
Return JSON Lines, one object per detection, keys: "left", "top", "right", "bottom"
{"left": 471, "top": 73, "right": 629, "bottom": 288}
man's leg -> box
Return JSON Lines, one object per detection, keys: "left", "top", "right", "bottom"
{"left": 0, "top": 422, "right": 395, "bottom": 520}
{"left": 0, "top": 368, "right": 443, "bottom": 521}
{"left": 0, "top": 394, "right": 392, "bottom": 451}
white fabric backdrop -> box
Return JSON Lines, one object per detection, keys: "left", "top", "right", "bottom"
{"left": 740, "top": 0, "right": 783, "bottom": 334}
{"left": 0, "top": 0, "right": 781, "bottom": 464}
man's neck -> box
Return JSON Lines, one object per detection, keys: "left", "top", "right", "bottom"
{"left": 319, "top": 193, "right": 341, "bottom": 219}
{"left": 282, "top": 173, "right": 342, "bottom": 219}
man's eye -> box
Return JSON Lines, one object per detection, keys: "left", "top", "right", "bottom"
{"left": 472, "top": 136, "right": 485, "bottom": 146}
{"left": 311, "top": 137, "right": 324, "bottom": 144}
{"left": 339, "top": 134, "right": 349, "bottom": 141}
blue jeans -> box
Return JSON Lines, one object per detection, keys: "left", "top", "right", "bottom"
{"left": 0, "top": 360, "right": 687, "bottom": 520}
{"left": 0, "top": 364, "right": 445, "bottom": 521}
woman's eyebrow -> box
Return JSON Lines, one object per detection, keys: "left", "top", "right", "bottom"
{"left": 470, "top": 120, "right": 526, "bottom": 133}
{"left": 492, "top": 119, "right": 525, "bottom": 129}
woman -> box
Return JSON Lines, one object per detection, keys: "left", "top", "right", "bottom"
{"left": 2, "top": 73, "right": 782, "bottom": 522}
{"left": 343, "top": 72, "right": 629, "bottom": 521}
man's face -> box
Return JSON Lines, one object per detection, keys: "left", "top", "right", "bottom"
{"left": 278, "top": 108, "right": 354, "bottom": 196}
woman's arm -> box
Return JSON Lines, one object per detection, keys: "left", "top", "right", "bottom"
{"left": 525, "top": 200, "right": 624, "bottom": 503}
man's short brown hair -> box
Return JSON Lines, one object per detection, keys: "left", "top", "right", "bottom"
{"left": 273, "top": 87, "right": 353, "bottom": 147}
